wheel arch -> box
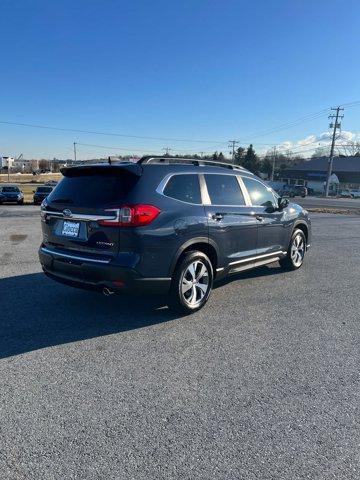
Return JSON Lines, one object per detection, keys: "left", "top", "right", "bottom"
{"left": 293, "top": 221, "right": 309, "bottom": 243}
{"left": 169, "top": 237, "right": 219, "bottom": 276}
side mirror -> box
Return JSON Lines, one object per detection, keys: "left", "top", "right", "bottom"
{"left": 278, "top": 197, "right": 289, "bottom": 210}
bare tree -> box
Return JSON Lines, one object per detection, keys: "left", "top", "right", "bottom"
{"left": 336, "top": 141, "right": 360, "bottom": 157}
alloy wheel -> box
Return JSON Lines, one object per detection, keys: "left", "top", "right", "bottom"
{"left": 291, "top": 233, "right": 305, "bottom": 267}
{"left": 181, "top": 260, "right": 209, "bottom": 307}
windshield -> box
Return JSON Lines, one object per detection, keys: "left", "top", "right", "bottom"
{"left": 2, "top": 186, "right": 19, "bottom": 193}
{"left": 36, "top": 187, "right": 53, "bottom": 193}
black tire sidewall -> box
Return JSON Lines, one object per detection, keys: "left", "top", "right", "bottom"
{"left": 170, "top": 251, "right": 213, "bottom": 313}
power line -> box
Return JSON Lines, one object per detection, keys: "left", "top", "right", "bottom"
{"left": 75, "top": 142, "right": 162, "bottom": 153}
{"left": 0, "top": 120, "right": 226, "bottom": 144}
{"left": 241, "top": 110, "right": 330, "bottom": 142}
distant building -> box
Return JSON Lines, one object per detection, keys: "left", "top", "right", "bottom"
{"left": 0, "top": 156, "right": 15, "bottom": 169}
{"left": 280, "top": 156, "right": 360, "bottom": 194}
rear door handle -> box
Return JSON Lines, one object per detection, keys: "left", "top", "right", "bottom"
{"left": 212, "top": 213, "right": 224, "bottom": 221}
{"left": 255, "top": 215, "right": 264, "bottom": 222}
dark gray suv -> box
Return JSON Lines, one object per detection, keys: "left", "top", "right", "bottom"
{"left": 39, "top": 157, "right": 311, "bottom": 313}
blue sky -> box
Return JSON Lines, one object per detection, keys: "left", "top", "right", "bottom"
{"left": 0, "top": 0, "right": 359, "bottom": 159}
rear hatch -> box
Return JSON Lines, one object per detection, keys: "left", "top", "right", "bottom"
{"left": 41, "top": 164, "right": 142, "bottom": 260}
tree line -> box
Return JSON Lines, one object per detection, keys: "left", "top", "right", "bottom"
{"left": 168, "top": 145, "right": 304, "bottom": 178}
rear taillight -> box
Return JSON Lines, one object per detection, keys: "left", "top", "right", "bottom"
{"left": 98, "top": 204, "right": 161, "bottom": 227}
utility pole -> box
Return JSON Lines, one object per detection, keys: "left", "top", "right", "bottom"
{"left": 325, "top": 106, "right": 344, "bottom": 197}
{"left": 228, "top": 140, "right": 239, "bottom": 163}
{"left": 271, "top": 146, "right": 277, "bottom": 181}
{"left": 199, "top": 151, "right": 204, "bottom": 158}
{"left": 73, "top": 142, "right": 77, "bottom": 163}
{"left": 162, "top": 147, "right": 172, "bottom": 156}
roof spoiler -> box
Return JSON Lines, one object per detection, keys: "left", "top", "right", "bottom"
{"left": 60, "top": 162, "right": 143, "bottom": 177}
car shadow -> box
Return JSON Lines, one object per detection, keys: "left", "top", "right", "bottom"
{"left": 1, "top": 265, "right": 284, "bottom": 359}
{"left": 0, "top": 272, "right": 178, "bottom": 359}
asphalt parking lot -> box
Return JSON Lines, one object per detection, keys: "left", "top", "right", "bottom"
{"left": 1, "top": 205, "right": 360, "bottom": 479}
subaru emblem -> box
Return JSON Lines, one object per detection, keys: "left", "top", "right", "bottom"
{"left": 63, "top": 209, "right": 72, "bottom": 217}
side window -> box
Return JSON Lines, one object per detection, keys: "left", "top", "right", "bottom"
{"left": 242, "top": 177, "right": 276, "bottom": 207}
{"left": 205, "top": 174, "right": 246, "bottom": 206}
{"left": 163, "top": 174, "right": 201, "bottom": 204}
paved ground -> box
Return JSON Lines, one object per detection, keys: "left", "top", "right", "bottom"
{"left": 297, "top": 195, "right": 360, "bottom": 211}
{"left": 1, "top": 205, "right": 360, "bottom": 479}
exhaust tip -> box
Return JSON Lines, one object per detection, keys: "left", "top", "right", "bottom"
{"left": 103, "top": 287, "right": 114, "bottom": 296}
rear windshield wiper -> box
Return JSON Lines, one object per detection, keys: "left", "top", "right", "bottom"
{"left": 51, "top": 198, "right": 74, "bottom": 204}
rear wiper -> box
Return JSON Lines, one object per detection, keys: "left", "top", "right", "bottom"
{"left": 51, "top": 198, "right": 74, "bottom": 204}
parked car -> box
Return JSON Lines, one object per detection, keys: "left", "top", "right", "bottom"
{"left": 33, "top": 186, "right": 54, "bottom": 205}
{"left": 0, "top": 185, "right": 24, "bottom": 204}
{"left": 340, "top": 189, "right": 360, "bottom": 199}
{"left": 38, "top": 157, "right": 312, "bottom": 313}
{"left": 280, "top": 184, "right": 308, "bottom": 198}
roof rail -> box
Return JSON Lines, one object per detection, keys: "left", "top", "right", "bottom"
{"left": 139, "top": 156, "right": 250, "bottom": 172}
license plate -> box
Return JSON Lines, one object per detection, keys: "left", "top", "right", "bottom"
{"left": 62, "top": 220, "right": 80, "bottom": 237}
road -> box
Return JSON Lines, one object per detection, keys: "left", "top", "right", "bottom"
{"left": 297, "top": 195, "right": 360, "bottom": 211}
{"left": 1, "top": 206, "right": 360, "bottom": 479}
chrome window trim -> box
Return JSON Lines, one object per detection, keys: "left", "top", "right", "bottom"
{"left": 156, "top": 172, "right": 204, "bottom": 206}
{"left": 40, "top": 247, "right": 111, "bottom": 264}
{"left": 236, "top": 176, "right": 252, "bottom": 206}
{"left": 199, "top": 174, "right": 211, "bottom": 205}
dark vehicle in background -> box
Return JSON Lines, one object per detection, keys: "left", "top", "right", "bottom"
{"left": 39, "top": 157, "right": 311, "bottom": 313}
{"left": 280, "top": 184, "right": 308, "bottom": 198}
{"left": 340, "top": 189, "right": 360, "bottom": 199}
{"left": 33, "top": 186, "right": 54, "bottom": 205}
{"left": 0, "top": 185, "right": 24, "bottom": 204}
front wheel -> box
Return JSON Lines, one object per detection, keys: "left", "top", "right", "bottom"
{"left": 280, "top": 229, "right": 306, "bottom": 271}
{"left": 169, "top": 251, "right": 213, "bottom": 313}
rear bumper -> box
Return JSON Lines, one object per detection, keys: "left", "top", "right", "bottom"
{"left": 39, "top": 246, "right": 171, "bottom": 294}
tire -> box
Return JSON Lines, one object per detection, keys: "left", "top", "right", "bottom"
{"left": 17, "top": 200, "right": 24, "bottom": 205}
{"left": 280, "top": 229, "right": 306, "bottom": 271}
{"left": 169, "top": 251, "right": 213, "bottom": 313}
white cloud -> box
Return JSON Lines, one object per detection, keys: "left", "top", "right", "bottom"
{"left": 298, "top": 135, "right": 317, "bottom": 146}
{"left": 258, "top": 129, "right": 360, "bottom": 157}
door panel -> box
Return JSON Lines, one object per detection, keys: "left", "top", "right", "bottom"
{"left": 205, "top": 206, "right": 258, "bottom": 268}
{"left": 203, "top": 173, "right": 258, "bottom": 269}
{"left": 241, "top": 176, "right": 287, "bottom": 255}
{"left": 250, "top": 207, "right": 286, "bottom": 255}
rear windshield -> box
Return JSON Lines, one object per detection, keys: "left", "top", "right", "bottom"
{"left": 36, "top": 187, "right": 53, "bottom": 193}
{"left": 2, "top": 186, "right": 19, "bottom": 192}
{"left": 47, "top": 172, "right": 138, "bottom": 207}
